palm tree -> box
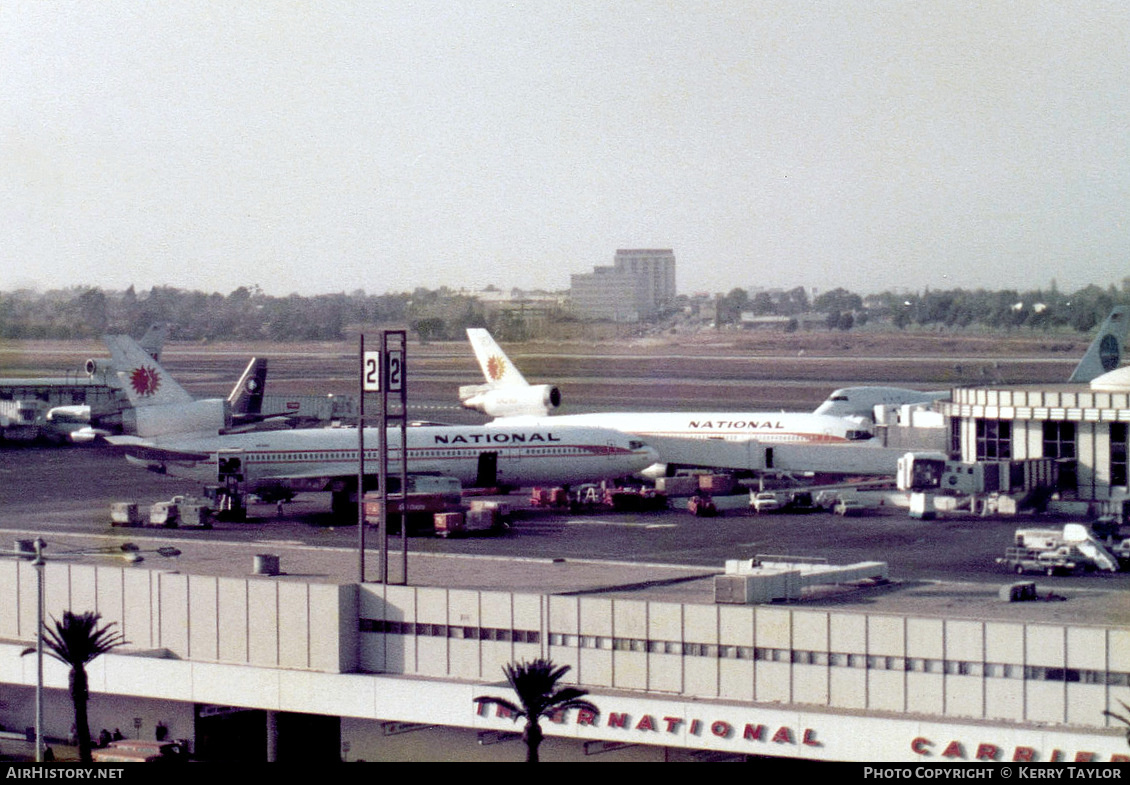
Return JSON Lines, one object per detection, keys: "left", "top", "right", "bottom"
{"left": 25, "top": 611, "right": 125, "bottom": 763}
{"left": 474, "top": 658, "right": 598, "bottom": 763}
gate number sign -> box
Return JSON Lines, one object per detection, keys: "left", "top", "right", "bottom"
{"left": 362, "top": 350, "right": 404, "bottom": 392}
{"left": 386, "top": 350, "right": 404, "bottom": 392}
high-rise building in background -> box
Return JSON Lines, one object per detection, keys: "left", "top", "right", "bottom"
{"left": 569, "top": 249, "right": 677, "bottom": 322}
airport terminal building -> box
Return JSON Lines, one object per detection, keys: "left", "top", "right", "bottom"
{"left": 941, "top": 367, "right": 1130, "bottom": 513}
{"left": 1, "top": 540, "right": 1128, "bottom": 763}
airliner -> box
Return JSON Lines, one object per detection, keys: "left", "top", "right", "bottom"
{"left": 0, "top": 323, "right": 169, "bottom": 443}
{"left": 460, "top": 328, "right": 873, "bottom": 444}
{"left": 104, "top": 335, "right": 658, "bottom": 513}
{"left": 813, "top": 305, "right": 1128, "bottom": 420}
{"left": 466, "top": 305, "right": 1130, "bottom": 430}
{"left": 812, "top": 387, "right": 950, "bottom": 421}
{"left": 460, "top": 328, "right": 562, "bottom": 417}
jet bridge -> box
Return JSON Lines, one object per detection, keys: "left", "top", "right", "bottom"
{"left": 643, "top": 435, "right": 905, "bottom": 477}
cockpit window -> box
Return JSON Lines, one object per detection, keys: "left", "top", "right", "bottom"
{"left": 831, "top": 395, "right": 849, "bottom": 401}
{"left": 629, "top": 440, "right": 646, "bottom": 450}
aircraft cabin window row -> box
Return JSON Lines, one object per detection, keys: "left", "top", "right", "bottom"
{"left": 241, "top": 447, "right": 599, "bottom": 463}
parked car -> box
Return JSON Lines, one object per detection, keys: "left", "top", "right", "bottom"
{"left": 749, "top": 491, "right": 782, "bottom": 514}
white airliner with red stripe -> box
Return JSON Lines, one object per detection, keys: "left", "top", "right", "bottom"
{"left": 462, "top": 329, "right": 874, "bottom": 444}
{"left": 492, "top": 411, "right": 871, "bottom": 444}
{"left": 112, "top": 423, "right": 657, "bottom": 498}
{"left": 102, "top": 334, "right": 658, "bottom": 509}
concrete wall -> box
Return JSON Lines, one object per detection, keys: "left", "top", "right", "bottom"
{"left": 5, "top": 560, "right": 1128, "bottom": 737}
{"left": 358, "top": 585, "right": 1130, "bottom": 732}
{"left": 0, "top": 560, "right": 357, "bottom": 674}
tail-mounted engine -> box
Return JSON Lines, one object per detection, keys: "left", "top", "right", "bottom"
{"left": 459, "top": 384, "right": 562, "bottom": 417}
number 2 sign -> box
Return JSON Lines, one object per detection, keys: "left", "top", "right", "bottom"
{"left": 362, "top": 350, "right": 404, "bottom": 392}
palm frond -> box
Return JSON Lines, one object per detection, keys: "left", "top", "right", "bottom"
{"left": 473, "top": 696, "right": 525, "bottom": 721}
{"left": 1103, "top": 699, "right": 1130, "bottom": 746}
{"left": 498, "top": 658, "right": 599, "bottom": 720}
{"left": 41, "top": 611, "right": 125, "bottom": 667}
{"left": 479, "top": 658, "right": 597, "bottom": 762}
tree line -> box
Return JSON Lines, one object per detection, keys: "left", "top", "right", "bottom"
{"left": 714, "top": 282, "right": 1130, "bottom": 334}
{"left": 1, "top": 281, "right": 1128, "bottom": 342}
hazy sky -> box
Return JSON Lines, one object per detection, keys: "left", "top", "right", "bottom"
{"left": 3, "top": 2, "right": 1128, "bottom": 297}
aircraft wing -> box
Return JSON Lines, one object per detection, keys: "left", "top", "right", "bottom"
{"left": 104, "top": 435, "right": 213, "bottom": 463}
{"left": 224, "top": 412, "right": 298, "bottom": 433}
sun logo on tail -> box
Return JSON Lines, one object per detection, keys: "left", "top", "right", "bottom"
{"left": 129, "top": 366, "right": 161, "bottom": 397}
{"left": 485, "top": 355, "right": 507, "bottom": 382}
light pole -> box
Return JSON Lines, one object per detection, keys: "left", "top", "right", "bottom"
{"left": 33, "top": 538, "right": 44, "bottom": 763}
{"left": 3, "top": 537, "right": 180, "bottom": 762}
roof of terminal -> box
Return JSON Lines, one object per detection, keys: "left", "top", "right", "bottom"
{"left": 32, "top": 533, "right": 1130, "bottom": 629}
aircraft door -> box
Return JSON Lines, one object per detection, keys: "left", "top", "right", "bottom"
{"left": 476, "top": 451, "right": 499, "bottom": 488}
{"left": 217, "top": 449, "right": 244, "bottom": 483}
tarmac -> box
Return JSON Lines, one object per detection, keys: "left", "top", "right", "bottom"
{"left": 2, "top": 444, "right": 1129, "bottom": 631}
{"left": 16, "top": 522, "right": 1130, "bottom": 630}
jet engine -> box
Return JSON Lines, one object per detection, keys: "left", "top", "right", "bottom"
{"left": 459, "top": 384, "right": 562, "bottom": 418}
{"left": 85, "top": 358, "right": 114, "bottom": 377}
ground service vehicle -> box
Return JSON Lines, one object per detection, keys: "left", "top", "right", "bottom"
{"left": 834, "top": 498, "right": 866, "bottom": 517}
{"left": 995, "top": 525, "right": 1119, "bottom": 576}
{"left": 688, "top": 493, "right": 718, "bottom": 517}
{"left": 997, "top": 546, "right": 1083, "bottom": 576}
{"left": 91, "top": 739, "right": 186, "bottom": 763}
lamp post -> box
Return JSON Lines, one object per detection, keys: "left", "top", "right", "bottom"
{"left": 3, "top": 537, "right": 181, "bottom": 762}
{"left": 33, "top": 538, "right": 44, "bottom": 763}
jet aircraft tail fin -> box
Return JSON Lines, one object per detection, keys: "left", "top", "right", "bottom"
{"left": 467, "top": 328, "right": 529, "bottom": 388}
{"left": 136, "top": 323, "right": 170, "bottom": 363}
{"left": 228, "top": 357, "right": 267, "bottom": 417}
{"left": 1069, "top": 306, "right": 1128, "bottom": 383}
{"left": 461, "top": 329, "right": 561, "bottom": 417}
{"left": 104, "top": 334, "right": 194, "bottom": 408}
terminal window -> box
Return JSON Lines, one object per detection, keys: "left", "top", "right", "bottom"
{"left": 975, "top": 419, "right": 1012, "bottom": 460}
{"left": 1112, "top": 423, "right": 1128, "bottom": 487}
{"left": 1042, "top": 421, "right": 1076, "bottom": 459}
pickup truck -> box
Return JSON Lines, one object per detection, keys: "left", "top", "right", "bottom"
{"left": 996, "top": 546, "right": 1082, "bottom": 576}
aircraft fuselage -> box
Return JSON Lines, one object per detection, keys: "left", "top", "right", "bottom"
{"left": 121, "top": 424, "right": 658, "bottom": 492}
